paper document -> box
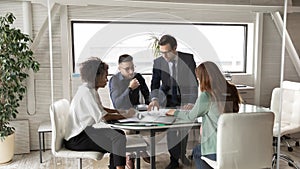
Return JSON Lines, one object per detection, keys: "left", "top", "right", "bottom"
{"left": 119, "top": 109, "right": 176, "bottom": 124}
{"left": 139, "top": 108, "right": 169, "bottom": 117}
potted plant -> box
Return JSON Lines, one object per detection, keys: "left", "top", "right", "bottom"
{"left": 0, "top": 12, "right": 40, "bottom": 164}
{"left": 148, "top": 33, "right": 161, "bottom": 58}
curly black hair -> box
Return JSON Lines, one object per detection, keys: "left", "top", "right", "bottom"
{"left": 79, "top": 57, "right": 108, "bottom": 86}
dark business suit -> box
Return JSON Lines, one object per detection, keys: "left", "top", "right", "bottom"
{"left": 150, "top": 51, "right": 198, "bottom": 163}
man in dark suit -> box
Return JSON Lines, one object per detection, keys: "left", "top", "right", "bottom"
{"left": 148, "top": 34, "right": 198, "bottom": 169}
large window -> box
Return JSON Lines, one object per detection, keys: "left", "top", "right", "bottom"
{"left": 72, "top": 21, "right": 250, "bottom": 74}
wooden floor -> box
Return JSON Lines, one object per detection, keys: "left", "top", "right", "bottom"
{"left": 1, "top": 144, "right": 299, "bottom": 169}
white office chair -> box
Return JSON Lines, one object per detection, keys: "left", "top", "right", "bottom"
{"left": 50, "top": 99, "right": 148, "bottom": 169}
{"left": 50, "top": 99, "right": 103, "bottom": 169}
{"left": 201, "top": 112, "right": 274, "bottom": 169}
{"left": 271, "top": 81, "right": 300, "bottom": 168}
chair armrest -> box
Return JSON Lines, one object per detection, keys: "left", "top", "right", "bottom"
{"left": 201, "top": 156, "right": 217, "bottom": 169}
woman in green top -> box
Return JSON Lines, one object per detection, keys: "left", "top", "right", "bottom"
{"left": 167, "top": 61, "right": 242, "bottom": 169}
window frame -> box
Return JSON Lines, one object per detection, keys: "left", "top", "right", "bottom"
{"left": 71, "top": 20, "right": 249, "bottom": 74}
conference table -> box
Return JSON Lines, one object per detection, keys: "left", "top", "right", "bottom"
{"left": 109, "top": 104, "right": 271, "bottom": 169}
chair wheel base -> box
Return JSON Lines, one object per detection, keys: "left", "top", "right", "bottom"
{"left": 288, "top": 147, "right": 293, "bottom": 152}
{"left": 272, "top": 153, "right": 300, "bottom": 169}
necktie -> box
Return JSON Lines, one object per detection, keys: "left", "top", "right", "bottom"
{"left": 171, "top": 60, "right": 177, "bottom": 103}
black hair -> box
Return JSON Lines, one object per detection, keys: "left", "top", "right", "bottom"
{"left": 118, "top": 54, "right": 133, "bottom": 64}
{"left": 79, "top": 57, "right": 108, "bottom": 86}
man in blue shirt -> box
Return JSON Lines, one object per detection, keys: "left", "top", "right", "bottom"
{"left": 109, "top": 54, "right": 151, "bottom": 164}
{"left": 109, "top": 54, "right": 150, "bottom": 109}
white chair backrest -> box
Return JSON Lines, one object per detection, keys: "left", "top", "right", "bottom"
{"left": 217, "top": 112, "right": 274, "bottom": 169}
{"left": 270, "top": 88, "right": 281, "bottom": 122}
{"left": 282, "top": 80, "right": 300, "bottom": 90}
{"left": 49, "top": 99, "right": 70, "bottom": 155}
{"left": 270, "top": 81, "right": 300, "bottom": 124}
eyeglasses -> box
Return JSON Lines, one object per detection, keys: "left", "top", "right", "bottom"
{"left": 120, "top": 65, "right": 135, "bottom": 72}
{"left": 159, "top": 50, "right": 173, "bottom": 56}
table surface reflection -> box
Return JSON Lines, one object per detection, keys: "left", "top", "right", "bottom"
{"left": 109, "top": 104, "right": 272, "bottom": 169}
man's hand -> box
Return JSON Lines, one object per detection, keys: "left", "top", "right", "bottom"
{"left": 129, "top": 78, "right": 140, "bottom": 90}
{"left": 147, "top": 99, "right": 159, "bottom": 111}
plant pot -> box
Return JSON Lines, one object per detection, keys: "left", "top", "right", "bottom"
{"left": 0, "top": 133, "right": 15, "bottom": 164}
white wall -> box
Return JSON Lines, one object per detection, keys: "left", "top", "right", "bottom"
{"left": 1, "top": 0, "right": 299, "bottom": 150}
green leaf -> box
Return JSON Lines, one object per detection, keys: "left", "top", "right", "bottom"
{"left": 0, "top": 12, "right": 40, "bottom": 139}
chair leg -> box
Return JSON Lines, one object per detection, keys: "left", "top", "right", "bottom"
{"left": 39, "top": 132, "right": 42, "bottom": 163}
{"left": 280, "top": 154, "right": 299, "bottom": 169}
{"left": 272, "top": 136, "right": 299, "bottom": 169}
{"left": 272, "top": 153, "right": 300, "bottom": 169}
{"left": 78, "top": 158, "right": 82, "bottom": 169}
{"left": 42, "top": 132, "right": 46, "bottom": 152}
{"left": 272, "top": 154, "right": 276, "bottom": 169}
{"left": 136, "top": 151, "right": 141, "bottom": 169}
{"left": 282, "top": 136, "right": 293, "bottom": 152}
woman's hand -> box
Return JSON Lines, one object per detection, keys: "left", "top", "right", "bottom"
{"left": 166, "top": 109, "right": 176, "bottom": 116}
{"left": 123, "top": 108, "right": 136, "bottom": 118}
{"left": 118, "top": 110, "right": 126, "bottom": 115}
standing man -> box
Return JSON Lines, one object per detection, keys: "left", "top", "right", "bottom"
{"left": 148, "top": 34, "right": 198, "bottom": 169}
{"left": 109, "top": 54, "right": 150, "bottom": 110}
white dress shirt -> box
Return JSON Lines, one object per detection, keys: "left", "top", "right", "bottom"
{"left": 168, "top": 56, "right": 178, "bottom": 95}
{"left": 65, "top": 83, "right": 109, "bottom": 141}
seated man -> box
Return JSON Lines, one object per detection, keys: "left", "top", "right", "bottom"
{"left": 109, "top": 54, "right": 151, "bottom": 163}
{"left": 109, "top": 54, "right": 150, "bottom": 109}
